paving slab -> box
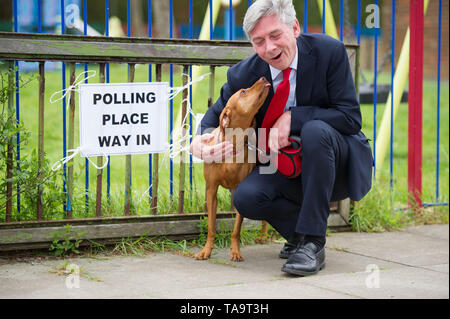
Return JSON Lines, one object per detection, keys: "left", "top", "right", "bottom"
{"left": 0, "top": 225, "right": 448, "bottom": 299}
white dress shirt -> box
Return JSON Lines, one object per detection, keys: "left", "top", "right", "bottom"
{"left": 269, "top": 46, "right": 298, "bottom": 112}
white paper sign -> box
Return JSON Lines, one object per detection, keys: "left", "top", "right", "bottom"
{"left": 78, "top": 82, "right": 169, "bottom": 157}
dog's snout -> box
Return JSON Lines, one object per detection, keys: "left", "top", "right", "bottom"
{"left": 259, "top": 76, "right": 271, "bottom": 88}
{"left": 258, "top": 77, "right": 271, "bottom": 88}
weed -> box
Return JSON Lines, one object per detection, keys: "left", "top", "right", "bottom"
{"left": 49, "top": 261, "right": 103, "bottom": 282}
{"left": 350, "top": 181, "right": 449, "bottom": 233}
{"left": 111, "top": 234, "right": 195, "bottom": 257}
{"left": 49, "top": 224, "right": 85, "bottom": 256}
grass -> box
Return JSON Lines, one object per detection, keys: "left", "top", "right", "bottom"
{"left": 354, "top": 73, "right": 449, "bottom": 231}
{"left": 25, "top": 216, "right": 276, "bottom": 260}
{"left": 49, "top": 260, "right": 104, "bottom": 282}
{"left": 1, "top": 63, "right": 449, "bottom": 232}
{"left": 3, "top": 63, "right": 232, "bottom": 218}
{"left": 106, "top": 217, "right": 274, "bottom": 258}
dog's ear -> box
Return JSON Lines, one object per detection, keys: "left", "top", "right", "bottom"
{"left": 219, "top": 106, "right": 231, "bottom": 140}
{"left": 220, "top": 106, "right": 231, "bottom": 128}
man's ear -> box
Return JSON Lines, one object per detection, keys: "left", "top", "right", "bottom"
{"left": 293, "top": 18, "right": 301, "bottom": 37}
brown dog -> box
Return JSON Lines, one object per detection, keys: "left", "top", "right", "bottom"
{"left": 195, "top": 77, "right": 270, "bottom": 262}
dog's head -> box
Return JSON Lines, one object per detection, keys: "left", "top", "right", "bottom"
{"left": 219, "top": 77, "right": 270, "bottom": 132}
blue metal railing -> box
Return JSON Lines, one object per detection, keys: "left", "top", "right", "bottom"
{"left": 373, "top": 0, "right": 378, "bottom": 179}
{"left": 7, "top": 0, "right": 447, "bottom": 220}
{"left": 322, "top": 0, "right": 326, "bottom": 33}
{"left": 105, "top": 0, "right": 111, "bottom": 200}
{"left": 169, "top": 0, "right": 174, "bottom": 198}
{"left": 148, "top": 0, "right": 153, "bottom": 203}
{"left": 304, "top": 0, "right": 308, "bottom": 33}
{"left": 424, "top": 0, "right": 447, "bottom": 207}
{"left": 60, "top": 0, "right": 68, "bottom": 213}
{"left": 435, "top": 0, "right": 442, "bottom": 202}
{"left": 83, "top": 0, "right": 89, "bottom": 213}
{"left": 13, "top": 0, "right": 20, "bottom": 219}
{"left": 389, "top": 0, "right": 395, "bottom": 192}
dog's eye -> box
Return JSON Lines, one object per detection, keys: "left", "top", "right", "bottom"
{"left": 241, "top": 90, "right": 246, "bottom": 95}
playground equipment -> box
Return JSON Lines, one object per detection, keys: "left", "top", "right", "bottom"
{"left": 172, "top": 0, "right": 226, "bottom": 163}
{"left": 375, "top": 0, "right": 430, "bottom": 180}
{"left": 316, "top": 0, "right": 431, "bottom": 209}
{"left": 316, "top": 0, "right": 339, "bottom": 39}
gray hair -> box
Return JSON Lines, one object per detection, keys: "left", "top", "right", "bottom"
{"left": 243, "top": 0, "right": 297, "bottom": 39}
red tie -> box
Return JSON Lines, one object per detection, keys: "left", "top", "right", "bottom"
{"left": 259, "top": 68, "right": 292, "bottom": 154}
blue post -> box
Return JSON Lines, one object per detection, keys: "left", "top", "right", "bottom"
{"left": 304, "top": 0, "right": 308, "bottom": 33}
{"left": 38, "top": 0, "right": 42, "bottom": 33}
{"left": 61, "top": 0, "right": 67, "bottom": 213}
{"left": 148, "top": 0, "right": 153, "bottom": 202}
{"left": 189, "top": 0, "right": 193, "bottom": 39}
{"left": 373, "top": 0, "right": 379, "bottom": 179}
{"left": 339, "top": 0, "right": 343, "bottom": 42}
{"left": 13, "top": 0, "right": 21, "bottom": 218}
{"left": 189, "top": 0, "right": 193, "bottom": 202}
{"left": 210, "top": 0, "right": 213, "bottom": 40}
{"left": 225, "top": 4, "right": 235, "bottom": 41}
{"left": 389, "top": 0, "right": 395, "bottom": 190}
{"left": 105, "top": 0, "right": 111, "bottom": 199}
{"left": 228, "top": 0, "right": 234, "bottom": 40}
{"left": 170, "top": 0, "right": 174, "bottom": 197}
{"left": 357, "top": 0, "right": 361, "bottom": 45}
{"left": 322, "top": 0, "right": 325, "bottom": 34}
{"left": 105, "top": 0, "right": 109, "bottom": 36}
{"left": 83, "top": 0, "right": 89, "bottom": 213}
{"left": 127, "top": 0, "right": 131, "bottom": 37}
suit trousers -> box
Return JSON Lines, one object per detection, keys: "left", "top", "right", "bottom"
{"left": 233, "top": 120, "right": 350, "bottom": 239}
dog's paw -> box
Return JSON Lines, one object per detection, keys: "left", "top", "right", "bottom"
{"left": 254, "top": 235, "right": 268, "bottom": 244}
{"left": 230, "top": 250, "right": 244, "bottom": 262}
{"left": 195, "top": 249, "right": 211, "bottom": 260}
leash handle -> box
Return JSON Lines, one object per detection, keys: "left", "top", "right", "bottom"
{"left": 288, "top": 135, "right": 302, "bottom": 150}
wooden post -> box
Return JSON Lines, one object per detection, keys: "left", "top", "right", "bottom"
{"left": 96, "top": 63, "right": 105, "bottom": 217}
{"left": 207, "top": 66, "right": 215, "bottom": 108}
{"left": 205, "top": 65, "right": 216, "bottom": 212}
{"left": 178, "top": 65, "right": 189, "bottom": 214}
{"left": 5, "top": 61, "right": 15, "bottom": 222}
{"left": 124, "top": 63, "right": 135, "bottom": 216}
{"left": 37, "top": 62, "right": 45, "bottom": 220}
{"left": 152, "top": 64, "right": 162, "bottom": 215}
{"left": 66, "top": 63, "right": 76, "bottom": 219}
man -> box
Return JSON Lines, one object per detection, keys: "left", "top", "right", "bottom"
{"left": 190, "top": 0, "right": 373, "bottom": 276}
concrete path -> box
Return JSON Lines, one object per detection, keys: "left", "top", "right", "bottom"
{"left": 0, "top": 224, "right": 448, "bottom": 299}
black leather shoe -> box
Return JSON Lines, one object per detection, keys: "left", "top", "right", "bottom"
{"left": 281, "top": 241, "right": 325, "bottom": 276}
{"left": 279, "top": 233, "right": 304, "bottom": 259}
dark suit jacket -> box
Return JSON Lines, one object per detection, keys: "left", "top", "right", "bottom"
{"left": 200, "top": 33, "right": 373, "bottom": 201}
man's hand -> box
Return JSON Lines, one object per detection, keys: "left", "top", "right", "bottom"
{"left": 190, "top": 133, "right": 234, "bottom": 163}
{"left": 268, "top": 111, "right": 291, "bottom": 153}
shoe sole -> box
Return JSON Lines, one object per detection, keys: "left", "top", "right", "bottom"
{"left": 281, "top": 262, "right": 325, "bottom": 276}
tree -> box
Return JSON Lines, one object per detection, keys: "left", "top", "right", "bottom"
{"left": 131, "top": 0, "right": 145, "bottom": 37}
{"left": 152, "top": 0, "right": 171, "bottom": 38}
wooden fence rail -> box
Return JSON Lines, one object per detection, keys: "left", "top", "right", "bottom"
{"left": 0, "top": 32, "right": 359, "bottom": 250}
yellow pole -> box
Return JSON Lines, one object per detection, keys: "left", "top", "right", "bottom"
{"left": 199, "top": 0, "right": 222, "bottom": 42}
{"left": 375, "top": 0, "right": 430, "bottom": 178}
{"left": 316, "top": 0, "right": 339, "bottom": 40}
{"left": 191, "top": 0, "right": 222, "bottom": 102}
{"left": 172, "top": 0, "right": 222, "bottom": 163}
